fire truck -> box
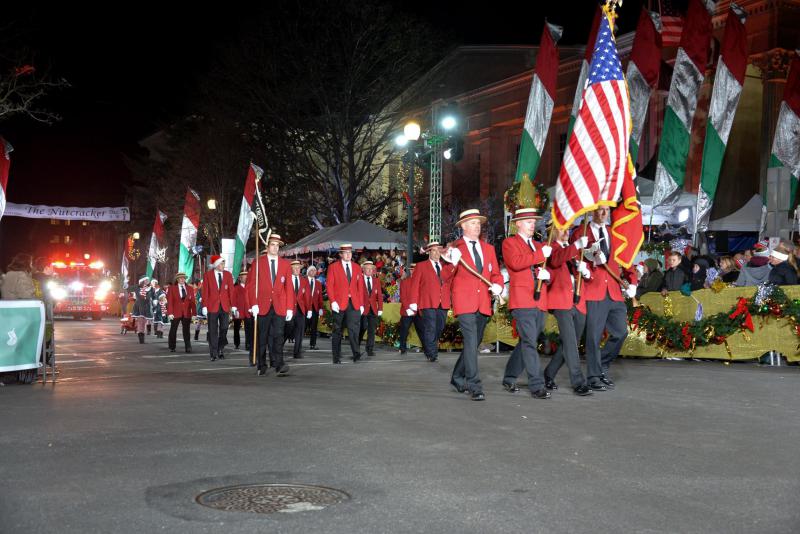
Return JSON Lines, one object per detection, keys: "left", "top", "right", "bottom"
{"left": 47, "top": 258, "right": 114, "bottom": 320}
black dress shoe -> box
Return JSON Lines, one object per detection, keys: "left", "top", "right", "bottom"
{"left": 257, "top": 368, "right": 266, "bottom": 376}
{"left": 531, "top": 389, "right": 551, "bottom": 399}
{"left": 276, "top": 365, "right": 290, "bottom": 377}
{"left": 185, "top": 347, "right": 192, "bottom": 353}
{"left": 234, "top": 345, "right": 240, "bottom": 349}
{"left": 210, "top": 356, "right": 217, "bottom": 361}
{"left": 309, "top": 345, "right": 317, "bottom": 350}
{"left": 170, "top": 348, "right": 176, "bottom": 353}
{"left": 544, "top": 378, "right": 558, "bottom": 390}
{"left": 588, "top": 381, "right": 608, "bottom": 391}
{"left": 573, "top": 384, "right": 593, "bottom": 396}
{"left": 399, "top": 350, "right": 407, "bottom": 355}
{"left": 429, "top": 357, "right": 438, "bottom": 362}
{"left": 600, "top": 375, "right": 615, "bottom": 389}
{"left": 471, "top": 392, "right": 485, "bottom": 401}
{"left": 502, "top": 382, "right": 520, "bottom": 393}
{"left": 333, "top": 359, "right": 342, "bottom": 364}
{"left": 218, "top": 353, "right": 225, "bottom": 360}
{"left": 293, "top": 354, "right": 303, "bottom": 359}
{"left": 450, "top": 379, "right": 466, "bottom": 393}
{"left": 351, "top": 354, "right": 361, "bottom": 362}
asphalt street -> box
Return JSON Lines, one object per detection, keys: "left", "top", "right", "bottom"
{"left": 1, "top": 318, "right": 799, "bottom": 533}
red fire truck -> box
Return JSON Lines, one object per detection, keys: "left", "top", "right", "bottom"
{"left": 47, "top": 258, "right": 114, "bottom": 320}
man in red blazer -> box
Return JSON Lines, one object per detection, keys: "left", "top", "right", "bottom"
{"left": 410, "top": 242, "right": 453, "bottom": 362}
{"left": 358, "top": 261, "right": 383, "bottom": 358}
{"left": 442, "top": 209, "right": 504, "bottom": 401}
{"left": 166, "top": 272, "right": 196, "bottom": 353}
{"left": 398, "top": 264, "right": 423, "bottom": 355}
{"left": 542, "top": 226, "right": 593, "bottom": 396}
{"left": 500, "top": 207, "right": 553, "bottom": 399}
{"left": 306, "top": 265, "right": 324, "bottom": 350}
{"left": 231, "top": 270, "right": 253, "bottom": 356}
{"left": 201, "top": 255, "right": 237, "bottom": 361}
{"left": 326, "top": 243, "right": 365, "bottom": 363}
{"left": 245, "top": 233, "right": 295, "bottom": 376}
{"left": 285, "top": 260, "right": 311, "bottom": 358}
{"left": 571, "top": 206, "right": 638, "bottom": 389}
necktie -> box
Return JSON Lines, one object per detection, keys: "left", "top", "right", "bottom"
{"left": 470, "top": 241, "right": 483, "bottom": 273}
{"left": 345, "top": 263, "right": 351, "bottom": 283}
{"left": 599, "top": 227, "right": 610, "bottom": 257}
{"left": 367, "top": 276, "right": 372, "bottom": 295}
{"left": 270, "top": 259, "right": 276, "bottom": 283}
{"left": 294, "top": 276, "right": 299, "bottom": 294}
{"left": 311, "top": 279, "right": 315, "bottom": 294}
{"left": 180, "top": 285, "right": 185, "bottom": 300}
{"left": 435, "top": 262, "right": 442, "bottom": 285}
{"left": 217, "top": 272, "right": 222, "bottom": 289}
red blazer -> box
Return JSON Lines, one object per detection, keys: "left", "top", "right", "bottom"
{"left": 289, "top": 274, "right": 311, "bottom": 314}
{"left": 166, "top": 283, "right": 196, "bottom": 319}
{"left": 571, "top": 223, "right": 638, "bottom": 302}
{"left": 399, "top": 275, "right": 416, "bottom": 314}
{"left": 546, "top": 242, "right": 587, "bottom": 314}
{"left": 233, "top": 284, "right": 252, "bottom": 319}
{"left": 201, "top": 269, "right": 236, "bottom": 313}
{"left": 450, "top": 237, "right": 504, "bottom": 316}
{"left": 244, "top": 255, "right": 296, "bottom": 315}
{"left": 362, "top": 274, "right": 383, "bottom": 314}
{"left": 410, "top": 259, "right": 453, "bottom": 310}
{"left": 502, "top": 234, "right": 549, "bottom": 311}
{"left": 326, "top": 261, "right": 365, "bottom": 310}
{"left": 308, "top": 277, "right": 323, "bottom": 312}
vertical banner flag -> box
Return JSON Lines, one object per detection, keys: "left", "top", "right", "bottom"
{"left": 178, "top": 188, "right": 201, "bottom": 279}
{"left": 0, "top": 301, "right": 45, "bottom": 373}
{"left": 515, "top": 21, "right": 563, "bottom": 183}
{"left": 652, "top": 0, "right": 716, "bottom": 207}
{"left": 233, "top": 163, "right": 262, "bottom": 278}
{"left": 0, "top": 137, "right": 13, "bottom": 222}
{"left": 695, "top": 4, "right": 748, "bottom": 232}
{"left": 121, "top": 245, "right": 129, "bottom": 291}
{"left": 769, "top": 53, "right": 800, "bottom": 204}
{"left": 567, "top": 6, "right": 602, "bottom": 139}
{"left": 146, "top": 210, "right": 167, "bottom": 278}
{"left": 626, "top": 8, "right": 662, "bottom": 163}
{"left": 611, "top": 160, "right": 644, "bottom": 268}
{"left": 553, "top": 7, "right": 630, "bottom": 228}
{"left": 659, "top": 0, "right": 684, "bottom": 47}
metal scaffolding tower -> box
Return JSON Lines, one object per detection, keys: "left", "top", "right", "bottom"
{"left": 428, "top": 105, "right": 443, "bottom": 243}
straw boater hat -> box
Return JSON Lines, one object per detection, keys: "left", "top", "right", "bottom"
{"left": 410, "top": 263, "right": 417, "bottom": 268}
{"left": 339, "top": 243, "right": 354, "bottom": 252}
{"left": 268, "top": 233, "right": 284, "bottom": 246}
{"left": 174, "top": 272, "right": 188, "bottom": 282}
{"left": 238, "top": 270, "right": 248, "bottom": 277}
{"left": 511, "top": 207, "right": 543, "bottom": 221}
{"left": 425, "top": 241, "right": 443, "bottom": 251}
{"left": 138, "top": 276, "right": 150, "bottom": 285}
{"left": 456, "top": 209, "right": 487, "bottom": 226}
{"left": 361, "top": 260, "right": 374, "bottom": 266}
{"left": 210, "top": 255, "right": 225, "bottom": 268}
{"left": 290, "top": 260, "right": 302, "bottom": 266}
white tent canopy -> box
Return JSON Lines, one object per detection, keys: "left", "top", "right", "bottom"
{"left": 280, "top": 220, "right": 408, "bottom": 256}
{"left": 707, "top": 194, "right": 763, "bottom": 232}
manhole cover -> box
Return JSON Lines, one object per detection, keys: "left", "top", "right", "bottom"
{"left": 195, "top": 483, "right": 350, "bottom": 514}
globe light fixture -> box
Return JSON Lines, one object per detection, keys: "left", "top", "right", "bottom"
{"left": 443, "top": 148, "right": 453, "bottom": 160}
{"left": 395, "top": 134, "right": 409, "bottom": 147}
{"left": 403, "top": 122, "right": 421, "bottom": 142}
{"left": 132, "top": 232, "right": 140, "bottom": 240}
{"left": 441, "top": 115, "right": 457, "bottom": 131}
{"left": 207, "top": 199, "right": 217, "bottom": 210}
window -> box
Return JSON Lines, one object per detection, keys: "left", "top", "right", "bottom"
{"left": 82, "top": 221, "right": 89, "bottom": 226}
{"left": 65, "top": 220, "right": 71, "bottom": 226}
{"left": 50, "top": 235, "right": 60, "bottom": 244}
{"left": 64, "top": 235, "right": 71, "bottom": 244}
{"left": 50, "top": 219, "right": 59, "bottom": 225}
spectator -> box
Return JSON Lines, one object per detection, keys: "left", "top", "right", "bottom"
{"left": 661, "top": 252, "right": 687, "bottom": 295}
{"left": 718, "top": 256, "right": 739, "bottom": 283}
{"left": 768, "top": 243, "right": 798, "bottom": 286}
{"left": 1, "top": 253, "right": 37, "bottom": 300}
{"left": 637, "top": 258, "right": 664, "bottom": 298}
{"left": 735, "top": 243, "right": 771, "bottom": 286}
{"left": 691, "top": 257, "right": 710, "bottom": 291}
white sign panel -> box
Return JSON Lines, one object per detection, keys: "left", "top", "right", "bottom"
{"left": 3, "top": 203, "right": 130, "bottom": 221}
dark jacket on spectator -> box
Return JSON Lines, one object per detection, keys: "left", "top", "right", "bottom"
{"left": 661, "top": 267, "right": 687, "bottom": 292}
{"left": 637, "top": 258, "right": 664, "bottom": 297}
{"left": 720, "top": 270, "right": 739, "bottom": 283}
{"left": 691, "top": 258, "right": 710, "bottom": 291}
{"left": 768, "top": 261, "right": 798, "bottom": 286}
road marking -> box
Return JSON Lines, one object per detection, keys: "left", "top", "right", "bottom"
{"left": 57, "top": 359, "right": 104, "bottom": 364}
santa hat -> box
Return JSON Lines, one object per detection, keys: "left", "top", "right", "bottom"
{"left": 753, "top": 241, "right": 770, "bottom": 257}
{"left": 210, "top": 255, "right": 224, "bottom": 268}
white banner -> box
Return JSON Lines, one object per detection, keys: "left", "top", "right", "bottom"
{"left": 3, "top": 203, "right": 130, "bottom": 221}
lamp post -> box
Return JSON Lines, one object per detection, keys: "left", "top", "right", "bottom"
{"left": 401, "top": 122, "right": 421, "bottom": 265}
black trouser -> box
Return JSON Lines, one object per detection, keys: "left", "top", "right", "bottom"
{"left": 307, "top": 309, "right": 320, "bottom": 347}
{"left": 585, "top": 295, "right": 628, "bottom": 383}
{"left": 544, "top": 308, "right": 587, "bottom": 388}
{"left": 233, "top": 317, "right": 254, "bottom": 351}
{"left": 399, "top": 314, "right": 425, "bottom": 351}
{"left": 420, "top": 307, "right": 447, "bottom": 360}
{"left": 168, "top": 317, "right": 192, "bottom": 350}
{"left": 207, "top": 306, "right": 230, "bottom": 357}
{"left": 332, "top": 301, "right": 361, "bottom": 362}
{"left": 451, "top": 312, "right": 489, "bottom": 394}
{"left": 359, "top": 310, "right": 379, "bottom": 355}
{"left": 503, "top": 308, "right": 546, "bottom": 392}
{"left": 286, "top": 305, "right": 306, "bottom": 356}
{"left": 256, "top": 307, "right": 285, "bottom": 371}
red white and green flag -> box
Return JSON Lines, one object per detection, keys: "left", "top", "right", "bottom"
{"left": 145, "top": 210, "right": 167, "bottom": 278}
{"left": 514, "top": 21, "right": 562, "bottom": 183}
{"left": 695, "top": 4, "right": 748, "bottom": 232}
{"left": 626, "top": 8, "right": 662, "bottom": 164}
{"left": 652, "top": 0, "right": 716, "bottom": 207}
{"left": 769, "top": 53, "right": 800, "bottom": 205}
{"left": 178, "top": 188, "right": 200, "bottom": 279}
{"left": 0, "top": 137, "right": 13, "bottom": 222}
{"left": 233, "top": 163, "right": 262, "bottom": 278}
{"left": 567, "top": 6, "right": 602, "bottom": 140}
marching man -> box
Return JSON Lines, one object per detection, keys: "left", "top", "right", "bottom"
{"left": 166, "top": 272, "right": 195, "bottom": 353}
{"left": 442, "top": 209, "right": 504, "bottom": 401}
{"left": 409, "top": 242, "right": 454, "bottom": 362}
{"left": 398, "top": 263, "right": 422, "bottom": 355}
{"left": 132, "top": 276, "right": 152, "bottom": 344}
{"left": 286, "top": 260, "right": 311, "bottom": 359}
{"left": 306, "top": 265, "right": 323, "bottom": 350}
{"left": 326, "top": 243, "right": 366, "bottom": 364}
{"left": 500, "top": 207, "right": 553, "bottom": 399}
{"left": 245, "top": 233, "right": 294, "bottom": 376}
{"left": 572, "top": 206, "right": 637, "bottom": 390}
{"left": 359, "top": 260, "right": 383, "bottom": 358}
{"left": 201, "top": 255, "right": 237, "bottom": 361}
{"left": 232, "top": 270, "right": 253, "bottom": 355}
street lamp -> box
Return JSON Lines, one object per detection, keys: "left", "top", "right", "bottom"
{"left": 398, "top": 121, "right": 422, "bottom": 265}
{"left": 207, "top": 198, "right": 217, "bottom": 210}
{"left": 132, "top": 232, "right": 140, "bottom": 240}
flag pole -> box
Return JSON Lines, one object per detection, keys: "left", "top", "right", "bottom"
{"left": 534, "top": 225, "right": 556, "bottom": 301}
{"left": 251, "top": 223, "right": 259, "bottom": 368}
{"left": 573, "top": 217, "right": 590, "bottom": 303}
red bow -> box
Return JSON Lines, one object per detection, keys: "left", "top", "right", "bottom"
{"left": 729, "top": 298, "right": 754, "bottom": 332}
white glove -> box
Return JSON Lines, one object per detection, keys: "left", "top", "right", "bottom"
{"left": 359, "top": 306, "right": 364, "bottom": 315}
{"left": 168, "top": 314, "right": 174, "bottom": 321}
{"left": 307, "top": 311, "right": 313, "bottom": 319}
{"left": 573, "top": 236, "right": 589, "bottom": 250}
{"left": 635, "top": 264, "right": 645, "bottom": 277}
{"left": 231, "top": 306, "right": 238, "bottom": 314}
{"left": 285, "top": 310, "right": 293, "bottom": 322}
{"left": 406, "top": 308, "right": 414, "bottom": 316}
{"left": 536, "top": 268, "right": 550, "bottom": 281}
{"left": 593, "top": 251, "right": 607, "bottom": 266}
{"left": 577, "top": 261, "right": 591, "bottom": 279}
{"left": 445, "top": 247, "right": 462, "bottom": 265}
{"left": 202, "top": 307, "right": 208, "bottom": 317}
{"left": 377, "top": 310, "right": 383, "bottom": 317}
{"left": 490, "top": 283, "right": 503, "bottom": 296}
{"left": 626, "top": 284, "right": 637, "bottom": 298}
{"left": 331, "top": 301, "right": 340, "bottom": 313}
{"left": 541, "top": 245, "right": 552, "bottom": 258}
{"left": 250, "top": 305, "right": 260, "bottom": 315}
{"left": 409, "top": 303, "right": 418, "bottom": 311}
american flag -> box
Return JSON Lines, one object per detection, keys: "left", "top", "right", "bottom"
{"left": 659, "top": 0, "right": 684, "bottom": 47}
{"left": 553, "top": 10, "right": 629, "bottom": 229}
